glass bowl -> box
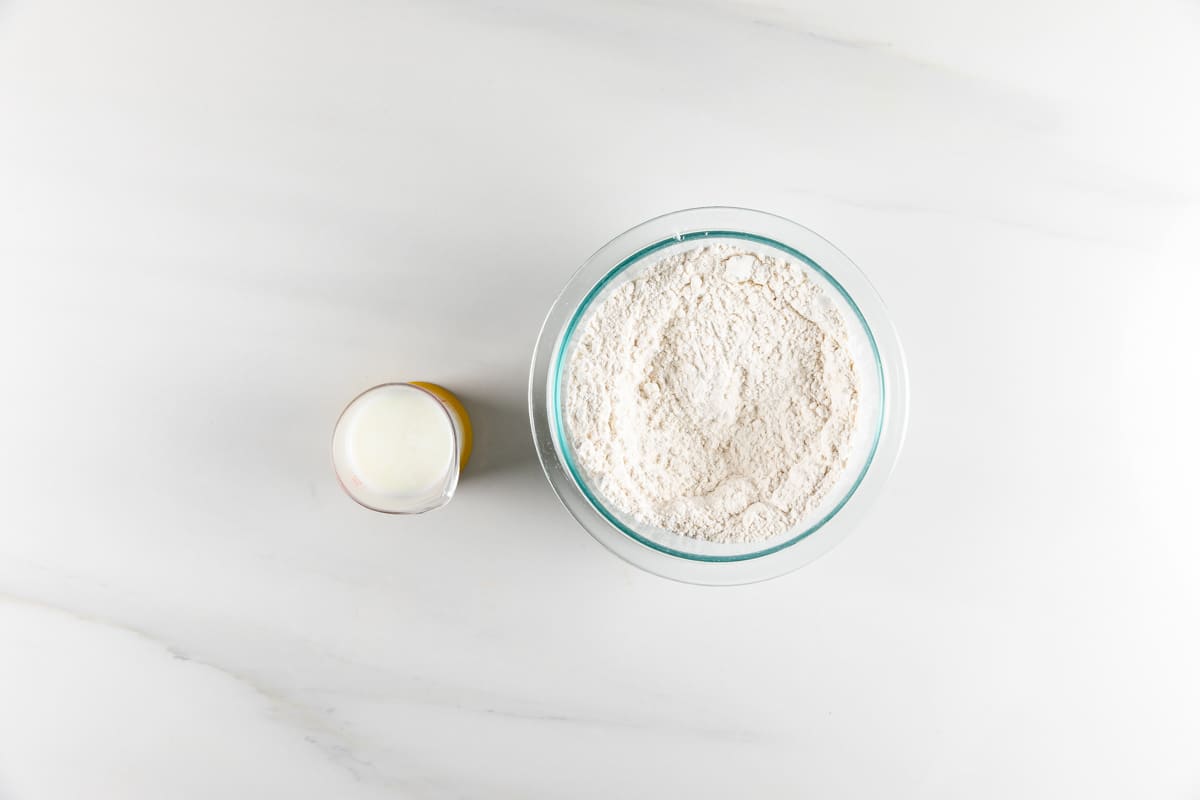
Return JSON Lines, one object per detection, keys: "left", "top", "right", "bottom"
{"left": 529, "top": 207, "right": 908, "bottom": 585}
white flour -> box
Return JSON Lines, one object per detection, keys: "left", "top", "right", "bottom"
{"left": 564, "top": 244, "right": 860, "bottom": 543}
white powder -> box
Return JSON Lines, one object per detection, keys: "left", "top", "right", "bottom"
{"left": 564, "top": 244, "right": 860, "bottom": 543}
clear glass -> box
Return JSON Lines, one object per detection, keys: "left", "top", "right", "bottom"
{"left": 529, "top": 207, "right": 909, "bottom": 584}
{"left": 332, "top": 383, "right": 462, "bottom": 514}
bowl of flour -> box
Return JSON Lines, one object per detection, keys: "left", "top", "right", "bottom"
{"left": 530, "top": 208, "right": 908, "bottom": 584}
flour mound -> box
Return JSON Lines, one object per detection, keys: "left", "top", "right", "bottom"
{"left": 564, "top": 244, "right": 860, "bottom": 543}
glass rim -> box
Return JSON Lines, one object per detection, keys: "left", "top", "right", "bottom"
{"left": 331, "top": 382, "right": 461, "bottom": 515}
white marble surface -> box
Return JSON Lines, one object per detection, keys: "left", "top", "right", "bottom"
{"left": 2, "top": 0, "right": 1199, "bottom": 796}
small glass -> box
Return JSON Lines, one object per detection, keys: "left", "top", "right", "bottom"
{"left": 332, "top": 382, "right": 473, "bottom": 514}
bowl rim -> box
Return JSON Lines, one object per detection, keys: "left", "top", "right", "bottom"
{"left": 529, "top": 207, "right": 909, "bottom": 584}
{"left": 549, "top": 229, "right": 884, "bottom": 561}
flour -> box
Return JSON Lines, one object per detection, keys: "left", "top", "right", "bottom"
{"left": 564, "top": 244, "right": 860, "bottom": 543}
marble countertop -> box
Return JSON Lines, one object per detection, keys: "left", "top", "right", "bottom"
{"left": 2, "top": 0, "right": 1198, "bottom": 797}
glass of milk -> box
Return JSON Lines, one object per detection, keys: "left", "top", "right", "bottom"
{"left": 332, "top": 383, "right": 472, "bottom": 514}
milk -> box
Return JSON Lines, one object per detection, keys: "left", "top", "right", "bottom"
{"left": 332, "top": 383, "right": 463, "bottom": 513}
